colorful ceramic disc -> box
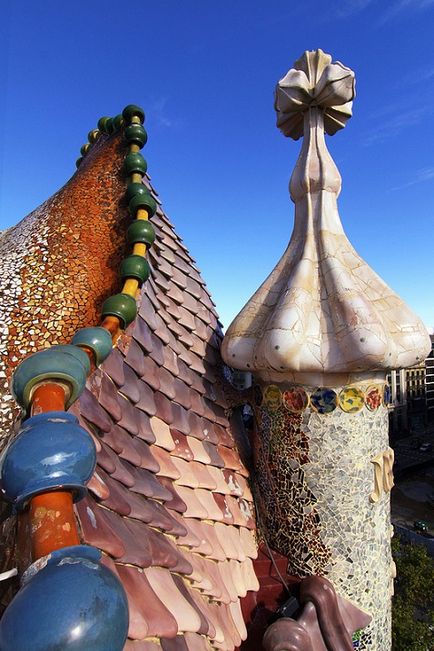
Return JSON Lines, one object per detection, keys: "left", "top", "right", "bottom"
{"left": 339, "top": 386, "right": 364, "bottom": 413}
{"left": 282, "top": 387, "right": 309, "bottom": 413}
{"left": 310, "top": 388, "right": 338, "bottom": 414}
{"left": 263, "top": 384, "right": 282, "bottom": 411}
{"left": 365, "top": 385, "right": 382, "bottom": 411}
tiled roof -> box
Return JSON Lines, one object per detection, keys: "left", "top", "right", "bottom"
{"left": 0, "top": 131, "right": 258, "bottom": 648}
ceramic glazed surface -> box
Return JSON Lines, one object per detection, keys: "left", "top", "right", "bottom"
{"left": 252, "top": 379, "right": 392, "bottom": 651}
{"left": 282, "top": 387, "right": 309, "bottom": 413}
{"left": 257, "top": 382, "right": 386, "bottom": 415}
{"left": 310, "top": 387, "right": 338, "bottom": 414}
{"left": 0, "top": 546, "right": 129, "bottom": 651}
{"left": 365, "top": 385, "right": 383, "bottom": 411}
{"left": 338, "top": 386, "right": 365, "bottom": 413}
{"left": 222, "top": 50, "right": 430, "bottom": 381}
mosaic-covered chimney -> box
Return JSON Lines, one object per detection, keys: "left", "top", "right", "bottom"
{"left": 222, "top": 49, "right": 431, "bottom": 650}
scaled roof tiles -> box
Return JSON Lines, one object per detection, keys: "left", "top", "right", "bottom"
{"left": 0, "top": 133, "right": 258, "bottom": 650}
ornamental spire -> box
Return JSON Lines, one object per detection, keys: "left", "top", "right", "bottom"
{"left": 222, "top": 49, "right": 430, "bottom": 383}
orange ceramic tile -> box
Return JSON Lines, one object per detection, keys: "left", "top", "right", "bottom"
{"left": 145, "top": 567, "right": 202, "bottom": 634}
{"left": 186, "top": 437, "right": 211, "bottom": 464}
{"left": 172, "top": 457, "right": 200, "bottom": 489}
{"left": 239, "top": 526, "right": 258, "bottom": 559}
{"left": 194, "top": 489, "right": 224, "bottom": 521}
{"left": 229, "top": 600, "right": 248, "bottom": 642}
{"left": 181, "top": 519, "right": 213, "bottom": 556}
{"left": 225, "top": 496, "right": 250, "bottom": 530}
{"left": 199, "top": 523, "right": 227, "bottom": 562}
{"left": 228, "top": 559, "right": 247, "bottom": 598}
{"left": 216, "top": 561, "right": 239, "bottom": 602}
{"left": 213, "top": 523, "right": 241, "bottom": 561}
{"left": 184, "top": 633, "right": 212, "bottom": 651}
{"left": 203, "top": 603, "right": 225, "bottom": 645}
{"left": 169, "top": 513, "right": 201, "bottom": 549}
{"left": 205, "top": 467, "right": 231, "bottom": 495}
{"left": 192, "top": 556, "right": 225, "bottom": 602}
{"left": 116, "top": 564, "right": 178, "bottom": 639}
{"left": 124, "top": 640, "right": 161, "bottom": 651}
{"left": 150, "top": 416, "right": 176, "bottom": 451}
{"left": 212, "top": 493, "right": 235, "bottom": 524}
{"left": 76, "top": 498, "right": 125, "bottom": 558}
{"left": 240, "top": 557, "right": 260, "bottom": 592}
{"left": 174, "top": 486, "right": 208, "bottom": 519}
{"left": 153, "top": 445, "right": 182, "bottom": 480}
{"left": 222, "top": 470, "right": 244, "bottom": 496}
{"left": 87, "top": 469, "right": 110, "bottom": 500}
{"left": 170, "top": 430, "right": 194, "bottom": 461}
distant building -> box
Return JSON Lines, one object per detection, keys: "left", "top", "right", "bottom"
{"left": 425, "top": 334, "right": 434, "bottom": 420}
{"left": 387, "top": 333, "right": 434, "bottom": 434}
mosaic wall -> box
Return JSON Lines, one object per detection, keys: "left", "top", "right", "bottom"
{"left": 252, "top": 379, "right": 392, "bottom": 651}
{"left": 0, "top": 135, "right": 129, "bottom": 448}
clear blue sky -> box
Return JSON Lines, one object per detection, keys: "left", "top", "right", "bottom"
{"left": 1, "top": 1, "right": 434, "bottom": 331}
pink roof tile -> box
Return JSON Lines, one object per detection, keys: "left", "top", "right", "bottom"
{"left": 0, "top": 131, "right": 259, "bottom": 650}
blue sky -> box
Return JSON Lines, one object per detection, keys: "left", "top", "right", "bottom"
{"left": 1, "top": 0, "right": 434, "bottom": 331}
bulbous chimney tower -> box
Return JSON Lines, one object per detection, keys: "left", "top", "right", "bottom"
{"left": 222, "top": 49, "right": 431, "bottom": 650}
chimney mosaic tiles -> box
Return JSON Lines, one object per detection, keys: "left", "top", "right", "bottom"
{"left": 249, "top": 383, "right": 392, "bottom": 649}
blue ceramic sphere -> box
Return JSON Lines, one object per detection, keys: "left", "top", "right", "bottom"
{"left": 0, "top": 411, "right": 96, "bottom": 509}
{"left": 0, "top": 545, "right": 129, "bottom": 651}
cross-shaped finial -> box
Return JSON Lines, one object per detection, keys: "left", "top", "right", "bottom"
{"left": 275, "top": 49, "right": 355, "bottom": 140}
